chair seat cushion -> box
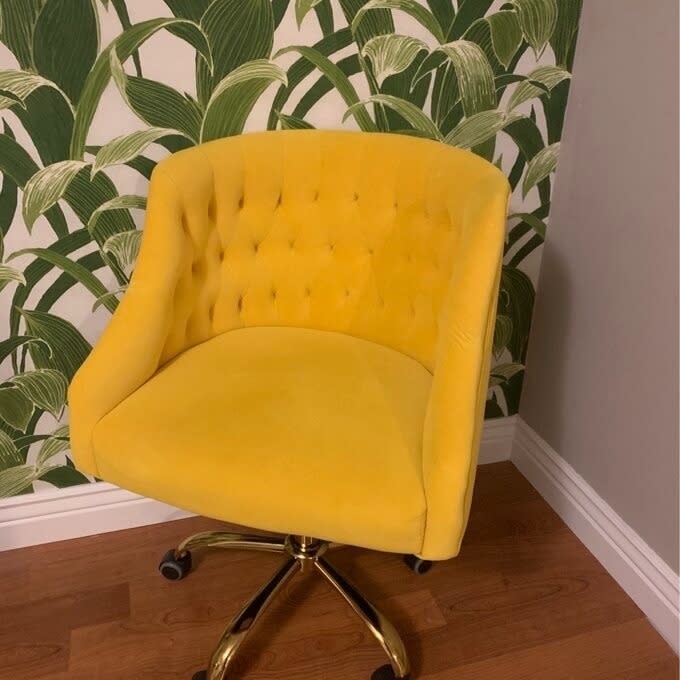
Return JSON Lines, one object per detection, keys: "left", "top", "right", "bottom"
{"left": 93, "top": 326, "right": 432, "bottom": 553}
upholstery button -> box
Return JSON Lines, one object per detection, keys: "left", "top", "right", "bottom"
{"left": 345, "top": 289, "right": 350, "bottom": 297}
{"left": 276, "top": 194, "right": 282, "bottom": 207}
{"left": 368, "top": 248, "right": 373, "bottom": 255}
{"left": 237, "top": 296, "right": 243, "bottom": 312}
{"left": 329, "top": 243, "right": 335, "bottom": 252}
{"left": 253, "top": 241, "right": 259, "bottom": 253}
{"left": 238, "top": 196, "right": 244, "bottom": 209}
{"left": 314, "top": 191, "right": 319, "bottom": 201}
{"left": 271, "top": 289, "right": 277, "bottom": 300}
{"left": 353, "top": 193, "right": 359, "bottom": 202}
{"left": 209, "top": 305, "right": 215, "bottom": 320}
{"left": 219, "top": 250, "right": 225, "bottom": 262}
{"left": 289, "top": 240, "right": 295, "bottom": 249}
{"left": 305, "top": 287, "right": 311, "bottom": 297}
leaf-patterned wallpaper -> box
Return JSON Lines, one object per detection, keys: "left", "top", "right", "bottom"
{"left": 0, "top": 0, "right": 582, "bottom": 497}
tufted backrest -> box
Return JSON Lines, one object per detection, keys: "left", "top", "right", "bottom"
{"left": 144, "top": 130, "right": 506, "bottom": 371}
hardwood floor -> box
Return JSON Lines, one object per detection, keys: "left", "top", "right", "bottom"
{"left": 0, "top": 462, "right": 676, "bottom": 679}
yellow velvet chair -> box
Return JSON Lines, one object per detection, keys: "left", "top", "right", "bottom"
{"left": 69, "top": 130, "right": 509, "bottom": 680}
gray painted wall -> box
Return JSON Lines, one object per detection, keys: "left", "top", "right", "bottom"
{"left": 520, "top": 0, "right": 679, "bottom": 571}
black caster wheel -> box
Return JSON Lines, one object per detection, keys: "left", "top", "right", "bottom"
{"left": 159, "top": 549, "right": 192, "bottom": 580}
{"left": 191, "top": 672, "right": 206, "bottom": 680}
{"left": 404, "top": 554, "right": 432, "bottom": 575}
{"left": 371, "top": 664, "right": 410, "bottom": 680}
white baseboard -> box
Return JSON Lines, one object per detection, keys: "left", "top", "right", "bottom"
{"left": 478, "top": 415, "right": 517, "bottom": 464}
{"left": 0, "top": 417, "right": 516, "bottom": 553}
{"left": 511, "top": 418, "right": 679, "bottom": 653}
{"left": 0, "top": 482, "right": 194, "bottom": 552}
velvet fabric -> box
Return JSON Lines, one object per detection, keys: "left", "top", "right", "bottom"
{"left": 69, "top": 130, "right": 510, "bottom": 559}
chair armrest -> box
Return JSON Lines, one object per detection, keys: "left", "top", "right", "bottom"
{"left": 419, "top": 175, "right": 509, "bottom": 560}
{"left": 68, "top": 165, "right": 183, "bottom": 476}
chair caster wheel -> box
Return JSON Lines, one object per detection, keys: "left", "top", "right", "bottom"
{"left": 159, "top": 549, "right": 192, "bottom": 580}
{"left": 191, "top": 672, "right": 206, "bottom": 680}
{"left": 404, "top": 554, "right": 432, "bottom": 574}
{"left": 371, "top": 664, "right": 409, "bottom": 680}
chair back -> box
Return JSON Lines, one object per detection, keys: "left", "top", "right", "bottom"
{"left": 147, "top": 130, "right": 506, "bottom": 369}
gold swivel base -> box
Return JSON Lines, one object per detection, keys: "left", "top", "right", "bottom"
{"left": 158, "top": 532, "right": 418, "bottom": 680}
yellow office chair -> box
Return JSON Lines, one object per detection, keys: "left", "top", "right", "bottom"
{"left": 69, "top": 130, "right": 509, "bottom": 679}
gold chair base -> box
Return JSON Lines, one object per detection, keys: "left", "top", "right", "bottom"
{"left": 164, "top": 531, "right": 411, "bottom": 680}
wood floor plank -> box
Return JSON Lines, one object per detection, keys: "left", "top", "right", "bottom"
{"left": 420, "top": 618, "right": 679, "bottom": 680}
{"left": 0, "top": 583, "right": 130, "bottom": 679}
{"left": 0, "top": 462, "right": 674, "bottom": 680}
{"left": 0, "top": 634, "right": 69, "bottom": 680}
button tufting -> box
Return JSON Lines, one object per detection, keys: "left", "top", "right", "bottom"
{"left": 153, "top": 140, "right": 472, "bottom": 371}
